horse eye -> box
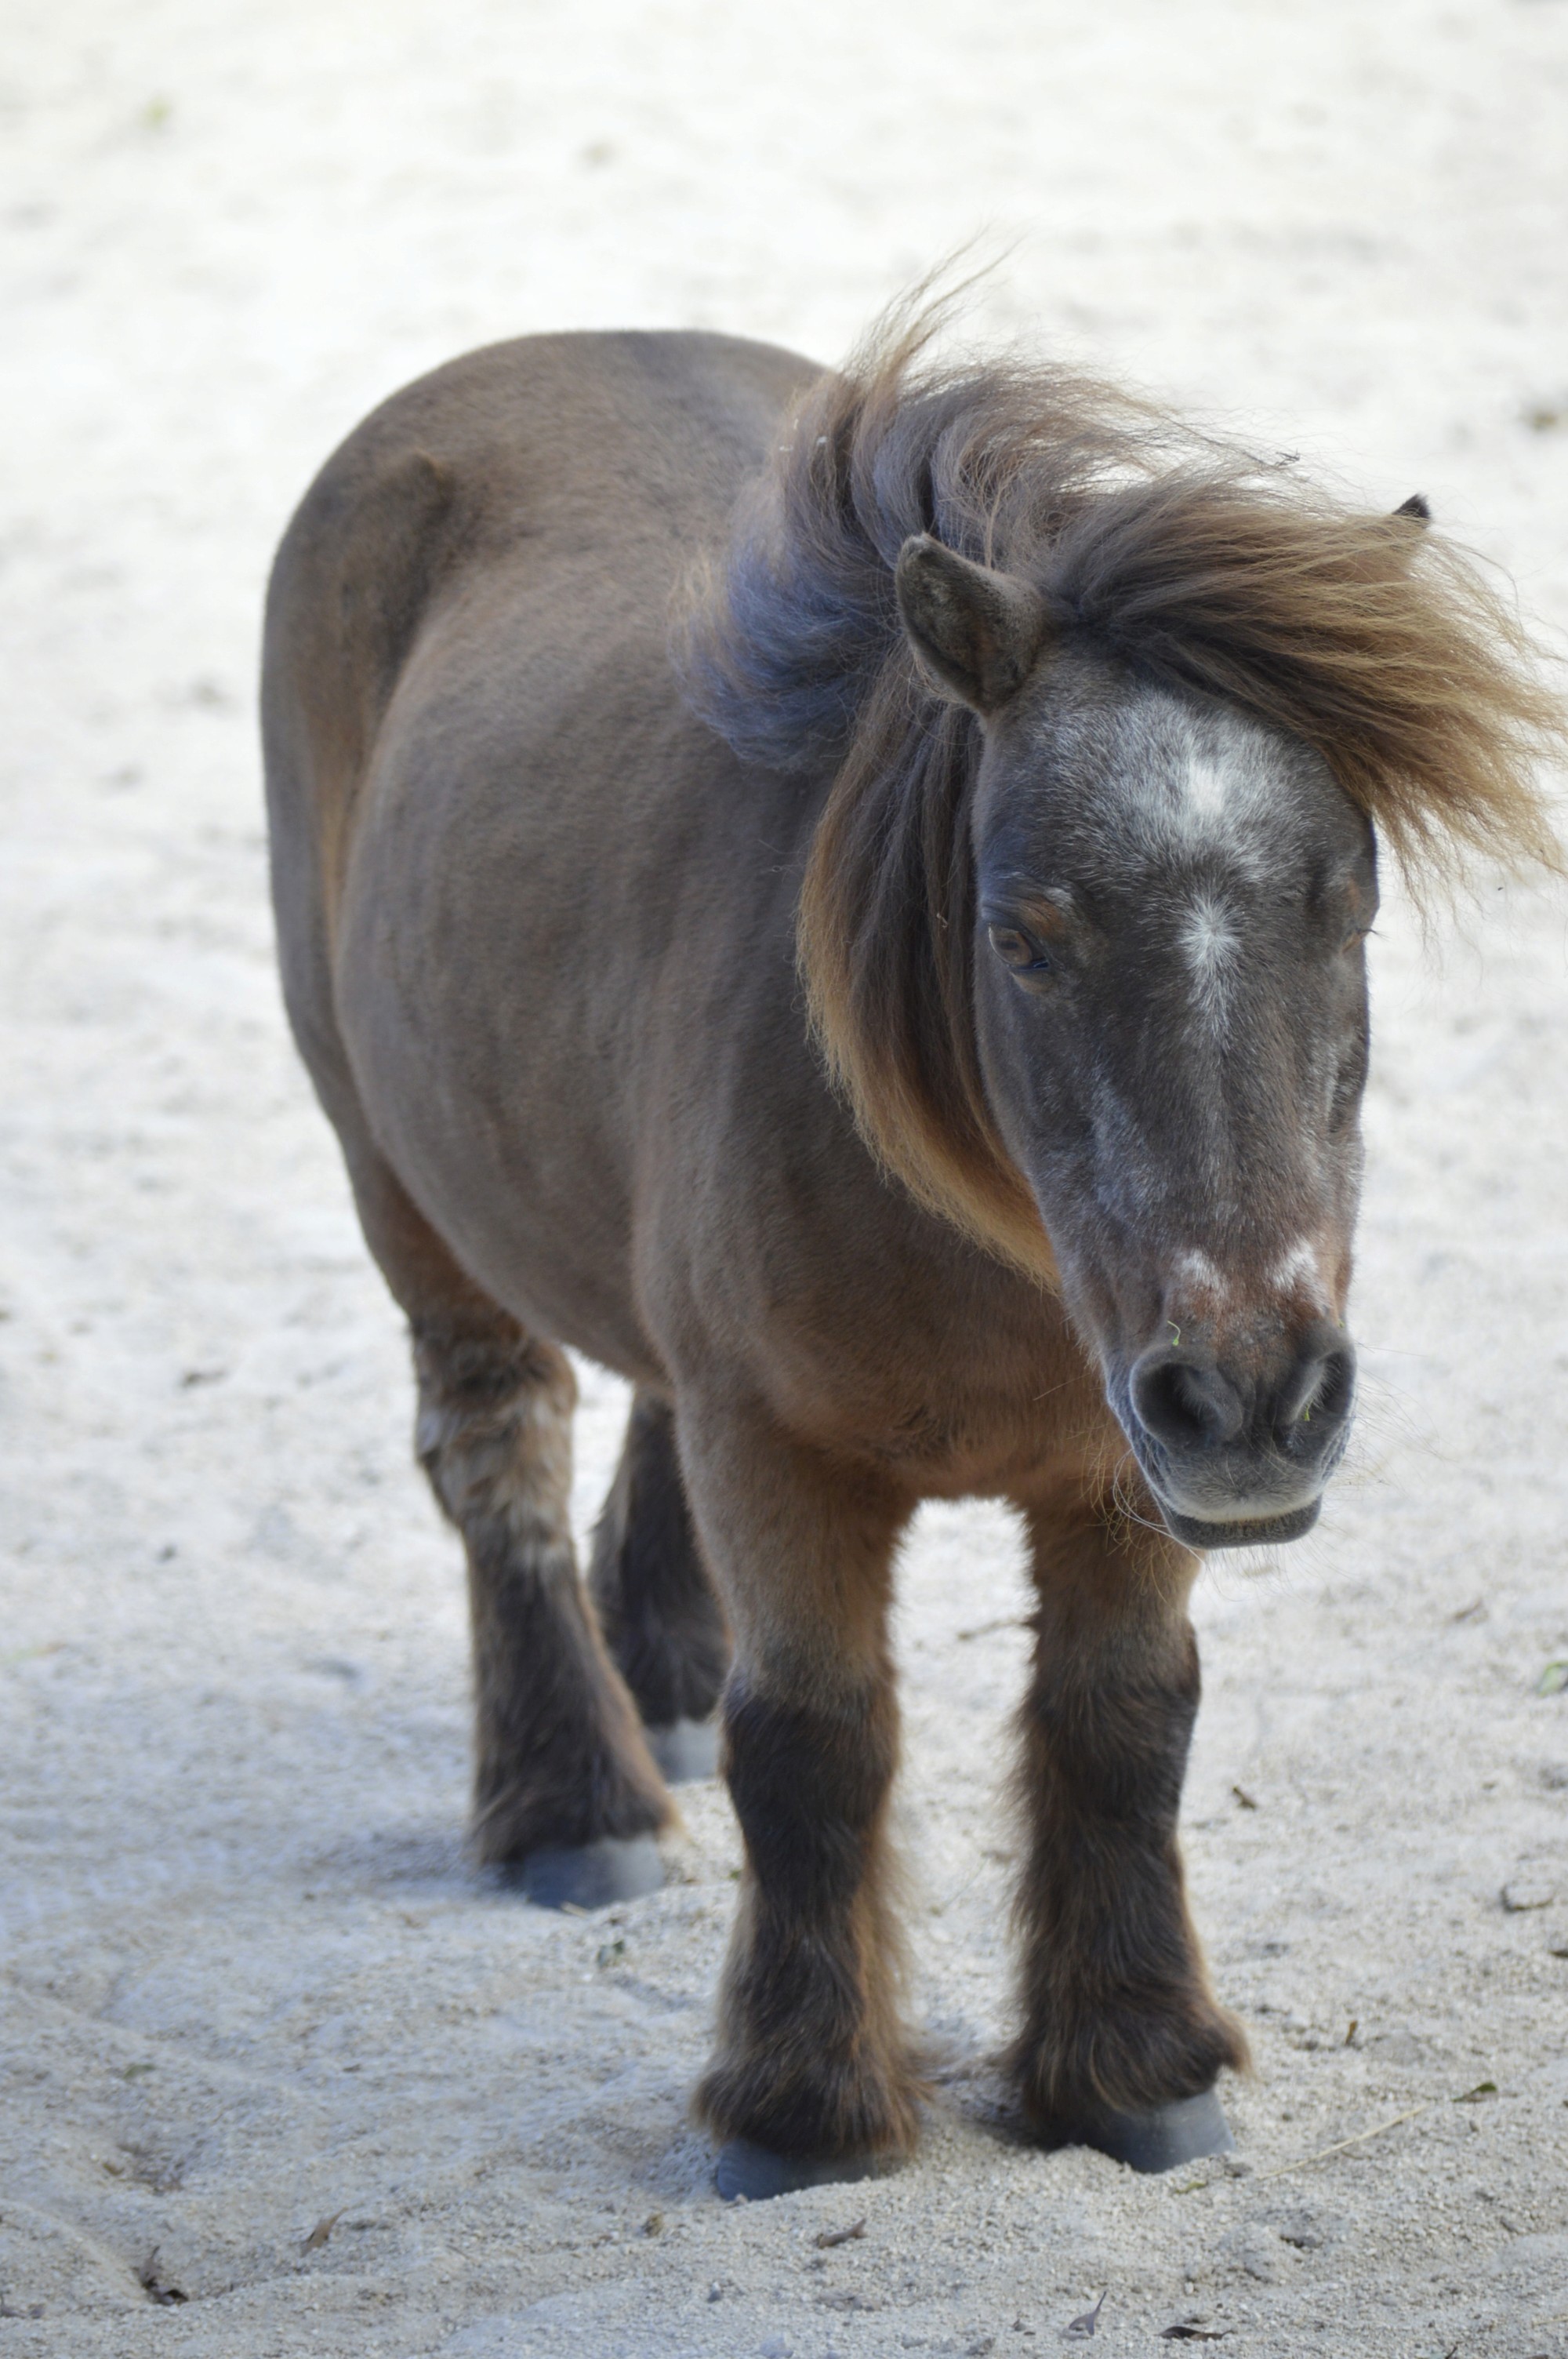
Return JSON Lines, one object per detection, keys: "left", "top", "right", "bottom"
{"left": 988, "top": 924, "right": 1051, "bottom": 975}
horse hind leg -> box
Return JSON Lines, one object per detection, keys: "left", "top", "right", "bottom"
{"left": 414, "top": 1316, "right": 675, "bottom": 1903}
{"left": 341, "top": 1135, "right": 672, "bottom": 1908}
{"left": 587, "top": 1391, "right": 731, "bottom": 1782}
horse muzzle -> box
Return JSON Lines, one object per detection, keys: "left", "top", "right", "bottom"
{"left": 1115, "top": 1319, "right": 1356, "bottom": 1551}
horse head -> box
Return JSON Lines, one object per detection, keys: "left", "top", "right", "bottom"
{"left": 898, "top": 534, "right": 1374, "bottom": 1547}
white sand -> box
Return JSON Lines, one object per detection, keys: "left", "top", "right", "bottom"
{"left": 3, "top": 3, "right": 1567, "bottom": 2352}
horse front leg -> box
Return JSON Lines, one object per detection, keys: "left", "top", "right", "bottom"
{"left": 588, "top": 1389, "right": 731, "bottom": 1783}
{"left": 1009, "top": 1494, "right": 1249, "bottom": 2171}
{"left": 677, "top": 1394, "right": 920, "bottom": 2198}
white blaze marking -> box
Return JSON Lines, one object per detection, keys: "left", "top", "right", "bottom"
{"left": 1180, "top": 892, "right": 1240, "bottom": 1024}
{"left": 1269, "top": 1239, "right": 1324, "bottom": 1299}
{"left": 1171, "top": 1247, "right": 1229, "bottom": 1300}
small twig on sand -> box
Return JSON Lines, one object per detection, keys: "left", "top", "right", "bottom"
{"left": 814, "top": 2216, "right": 866, "bottom": 2249}
{"left": 1255, "top": 2104, "right": 1428, "bottom": 2181}
{"left": 1065, "top": 2290, "right": 1107, "bottom": 2337}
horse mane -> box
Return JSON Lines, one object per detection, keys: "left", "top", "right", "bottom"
{"left": 678, "top": 300, "right": 1568, "bottom": 1277}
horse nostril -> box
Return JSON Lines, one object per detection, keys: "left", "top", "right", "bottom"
{"left": 1273, "top": 1339, "right": 1356, "bottom": 1440}
{"left": 1131, "top": 1350, "right": 1247, "bottom": 1452}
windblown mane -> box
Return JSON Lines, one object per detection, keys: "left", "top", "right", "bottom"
{"left": 679, "top": 303, "right": 1567, "bottom": 1275}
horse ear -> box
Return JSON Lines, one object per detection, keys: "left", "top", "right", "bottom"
{"left": 895, "top": 535, "right": 1049, "bottom": 714}
{"left": 1366, "top": 493, "right": 1431, "bottom": 580}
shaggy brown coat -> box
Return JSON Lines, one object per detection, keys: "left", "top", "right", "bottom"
{"left": 263, "top": 305, "right": 1562, "bottom": 2175}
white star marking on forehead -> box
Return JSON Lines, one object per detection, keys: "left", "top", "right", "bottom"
{"left": 1091, "top": 700, "right": 1290, "bottom": 873}
{"left": 1157, "top": 737, "right": 1276, "bottom": 850}
{"left": 1181, "top": 758, "right": 1232, "bottom": 821}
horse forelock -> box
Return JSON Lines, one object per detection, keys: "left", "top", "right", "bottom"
{"left": 677, "top": 298, "right": 1567, "bottom": 1269}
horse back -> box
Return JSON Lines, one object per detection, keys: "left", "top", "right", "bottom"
{"left": 262, "top": 326, "right": 814, "bottom": 945}
{"left": 262, "top": 331, "right": 835, "bottom": 1361}
{"left": 263, "top": 327, "right": 1111, "bottom": 1497}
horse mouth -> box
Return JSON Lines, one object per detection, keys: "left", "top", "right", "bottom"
{"left": 1155, "top": 1496, "right": 1323, "bottom": 1552}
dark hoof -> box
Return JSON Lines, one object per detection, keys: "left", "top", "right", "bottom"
{"left": 1044, "top": 2086, "right": 1234, "bottom": 2174}
{"left": 507, "top": 1835, "right": 664, "bottom": 1910}
{"left": 645, "top": 1716, "right": 720, "bottom": 1783}
{"left": 715, "top": 2138, "right": 891, "bottom": 2202}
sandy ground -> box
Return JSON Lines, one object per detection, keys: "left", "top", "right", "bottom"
{"left": 4, "top": 2, "right": 1568, "bottom": 2353}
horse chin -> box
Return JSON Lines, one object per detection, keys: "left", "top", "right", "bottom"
{"left": 1155, "top": 1497, "right": 1323, "bottom": 1552}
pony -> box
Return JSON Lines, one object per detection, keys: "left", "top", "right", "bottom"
{"left": 262, "top": 297, "right": 1562, "bottom": 2199}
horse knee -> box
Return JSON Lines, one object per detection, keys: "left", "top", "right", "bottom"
{"left": 721, "top": 1675, "right": 896, "bottom": 1914}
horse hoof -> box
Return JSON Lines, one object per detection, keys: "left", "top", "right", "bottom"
{"left": 645, "top": 1716, "right": 720, "bottom": 1783}
{"left": 715, "top": 2138, "right": 888, "bottom": 2202}
{"left": 1047, "top": 2087, "right": 1234, "bottom": 2175}
{"left": 509, "top": 1835, "right": 665, "bottom": 1910}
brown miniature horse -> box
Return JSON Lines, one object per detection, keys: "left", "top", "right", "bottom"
{"left": 262, "top": 305, "right": 1560, "bottom": 2198}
